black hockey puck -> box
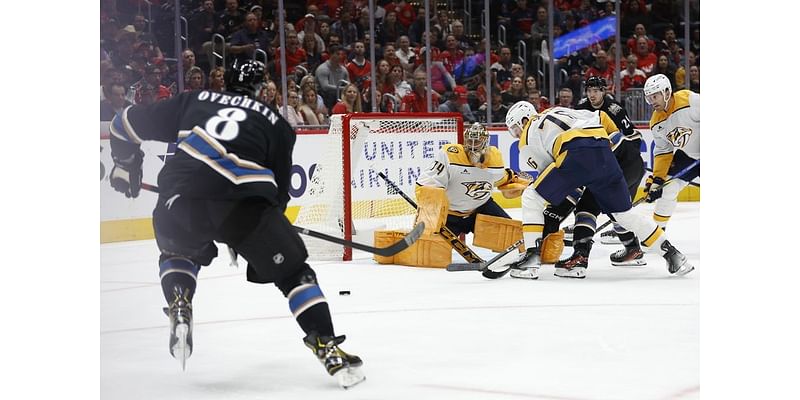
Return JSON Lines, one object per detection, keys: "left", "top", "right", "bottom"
{"left": 339, "top": 290, "right": 351, "bottom": 296}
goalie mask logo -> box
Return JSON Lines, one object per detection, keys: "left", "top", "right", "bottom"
{"left": 461, "top": 181, "right": 493, "bottom": 201}
{"left": 667, "top": 127, "right": 692, "bottom": 148}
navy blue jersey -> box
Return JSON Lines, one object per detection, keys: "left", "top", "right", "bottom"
{"left": 576, "top": 94, "right": 637, "bottom": 138}
{"left": 110, "top": 90, "right": 295, "bottom": 207}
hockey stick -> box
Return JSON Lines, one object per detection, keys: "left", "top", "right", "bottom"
{"left": 139, "top": 182, "right": 425, "bottom": 257}
{"left": 445, "top": 238, "right": 524, "bottom": 272}
{"left": 294, "top": 222, "right": 425, "bottom": 257}
{"left": 595, "top": 158, "right": 700, "bottom": 233}
{"left": 377, "top": 172, "right": 485, "bottom": 263}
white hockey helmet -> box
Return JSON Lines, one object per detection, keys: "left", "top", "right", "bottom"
{"left": 643, "top": 73, "right": 672, "bottom": 105}
{"left": 506, "top": 101, "right": 538, "bottom": 138}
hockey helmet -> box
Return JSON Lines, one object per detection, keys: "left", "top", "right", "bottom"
{"left": 585, "top": 76, "right": 607, "bottom": 91}
{"left": 225, "top": 59, "right": 266, "bottom": 97}
{"left": 505, "top": 101, "right": 538, "bottom": 138}
{"left": 643, "top": 73, "right": 672, "bottom": 105}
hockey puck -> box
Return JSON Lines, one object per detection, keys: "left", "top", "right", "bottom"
{"left": 338, "top": 290, "right": 351, "bottom": 296}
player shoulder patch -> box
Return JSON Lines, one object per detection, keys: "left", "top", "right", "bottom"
{"left": 608, "top": 102, "right": 622, "bottom": 114}
{"left": 446, "top": 145, "right": 460, "bottom": 153}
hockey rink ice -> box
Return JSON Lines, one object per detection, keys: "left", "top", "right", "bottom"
{"left": 101, "top": 203, "right": 699, "bottom": 400}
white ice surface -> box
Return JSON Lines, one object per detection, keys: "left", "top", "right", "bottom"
{"left": 101, "top": 203, "right": 699, "bottom": 400}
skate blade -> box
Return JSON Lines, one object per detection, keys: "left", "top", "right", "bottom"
{"left": 600, "top": 238, "right": 622, "bottom": 245}
{"left": 554, "top": 268, "right": 586, "bottom": 278}
{"left": 335, "top": 366, "right": 366, "bottom": 389}
{"left": 172, "top": 323, "right": 191, "bottom": 371}
{"left": 509, "top": 268, "right": 539, "bottom": 280}
{"left": 672, "top": 263, "right": 695, "bottom": 276}
{"left": 611, "top": 259, "right": 647, "bottom": 267}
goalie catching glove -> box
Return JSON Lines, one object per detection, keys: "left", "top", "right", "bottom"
{"left": 498, "top": 174, "right": 531, "bottom": 199}
{"left": 644, "top": 175, "right": 665, "bottom": 203}
{"left": 110, "top": 148, "right": 144, "bottom": 198}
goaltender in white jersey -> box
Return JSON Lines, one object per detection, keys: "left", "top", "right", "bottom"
{"left": 416, "top": 122, "right": 528, "bottom": 236}
{"left": 643, "top": 74, "right": 700, "bottom": 228}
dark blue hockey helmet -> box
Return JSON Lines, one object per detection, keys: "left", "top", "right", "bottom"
{"left": 225, "top": 59, "right": 266, "bottom": 97}
{"left": 584, "top": 76, "right": 607, "bottom": 91}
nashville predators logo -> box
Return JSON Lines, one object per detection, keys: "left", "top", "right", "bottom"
{"left": 667, "top": 127, "right": 693, "bottom": 148}
{"left": 461, "top": 181, "right": 493, "bottom": 200}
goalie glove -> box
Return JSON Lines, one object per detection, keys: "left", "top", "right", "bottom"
{"left": 110, "top": 149, "right": 144, "bottom": 198}
{"left": 497, "top": 175, "right": 532, "bottom": 199}
{"left": 644, "top": 175, "right": 665, "bottom": 203}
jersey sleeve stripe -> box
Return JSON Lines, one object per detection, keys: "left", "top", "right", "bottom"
{"left": 110, "top": 106, "right": 144, "bottom": 144}
{"left": 177, "top": 128, "right": 276, "bottom": 186}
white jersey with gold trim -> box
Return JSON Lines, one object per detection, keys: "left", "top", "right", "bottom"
{"left": 650, "top": 90, "right": 700, "bottom": 160}
{"left": 416, "top": 144, "right": 512, "bottom": 214}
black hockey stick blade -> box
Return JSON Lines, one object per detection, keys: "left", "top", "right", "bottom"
{"left": 446, "top": 238, "right": 524, "bottom": 273}
{"left": 294, "top": 222, "right": 425, "bottom": 257}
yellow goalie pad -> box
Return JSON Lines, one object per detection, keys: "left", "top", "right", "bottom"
{"left": 497, "top": 176, "right": 531, "bottom": 199}
{"left": 472, "top": 214, "right": 524, "bottom": 253}
{"left": 373, "top": 230, "right": 452, "bottom": 268}
{"left": 414, "top": 185, "right": 449, "bottom": 235}
{"left": 540, "top": 230, "right": 565, "bottom": 264}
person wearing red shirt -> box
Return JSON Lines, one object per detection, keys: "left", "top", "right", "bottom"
{"left": 439, "top": 35, "right": 465, "bottom": 75}
{"left": 584, "top": 50, "right": 615, "bottom": 92}
{"left": 346, "top": 41, "right": 371, "bottom": 91}
{"left": 384, "top": 0, "right": 416, "bottom": 29}
{"left": 401, "top": 69, "right": 441, "bottom": 112}
{"left": 331, "top": 83, "right": 362, "bottom": 114}
{"left": 274, "top": 31, "right": 307, "bottom": 77}
{"left": 634, "top": 36, "right": 657, "bottom": 75}
{"left": 620, "top": 54, "right": 647, "bottom": 91}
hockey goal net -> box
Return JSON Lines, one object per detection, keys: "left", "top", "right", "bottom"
{"left": 294, "top": 112, "right": 464, "bottom": 261}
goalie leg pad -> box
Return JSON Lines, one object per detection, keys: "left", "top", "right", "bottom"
{"left": 373, "top": 230, "right": 404, "bottom": 264}
{"left": 472, "top": 214, "right": 523, "bottom": 252}
{"left": 393, "top": 233, "right": 453, "bottom": 268}
{"left": 540, "top": 230, "right": 565, "bottom": 264}
{"left": 414, "top": 186, "right": 449, "bottom": 235}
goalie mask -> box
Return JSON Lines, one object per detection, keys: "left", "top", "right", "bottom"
{"left": 464, "top": 122, "right": 489, "bottom": 166}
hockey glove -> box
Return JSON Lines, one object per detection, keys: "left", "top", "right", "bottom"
{"left": 644, "top": 176, "right": 665, "bottom": 203}
{"left": 110, "top": 149, "right": 144, "bottom": 198}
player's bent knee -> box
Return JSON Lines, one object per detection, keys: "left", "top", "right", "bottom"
{"left": 275, "top": 265, "right": 318, "bottom": 297}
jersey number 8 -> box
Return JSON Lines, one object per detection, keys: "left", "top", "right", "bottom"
{"left": 205, "top": 107, "right": 248, "bottom": 141}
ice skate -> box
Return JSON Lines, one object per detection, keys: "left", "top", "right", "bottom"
{"left": 483, "top": 243, "right": 540, "bottom": 280}
{"left": 660, "top": 240, "right": 694, "bottom": 276}
{"left": 554, "top": 238, "right": 591, "bottom": 278}
{"left": 599, "top": 229, "right": 621, "bottom": 245}
{"left": 304, "top": 332, "right": 365, "bottom": 389}
{"left": 163, "top": 287, "right": 193, "bottom": 371}
{"left": 610, "top": 245, "right": 647, "bottom": 266}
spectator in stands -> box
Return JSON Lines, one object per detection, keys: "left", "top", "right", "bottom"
{"left": 188, "top": 0, "right": 216, "bottom": 55}
{"left": 395, "top": 35, "right": 415, "bottom": 72}
{"left": 626, "top": 23, "right": 655, "bottom": 55}
{"left": 274, "top": 31, "right": 307, "bottom": 77}
{"left": 635, "top": 36, "right": 657, "bottom": 75}
{"left": 302, "top": 34, "right": 324, "bottom": 75}
{"left": 181, "top": 49, "right": 197, "bottom": 77}
{"left": 478, "top": 90, "right": 509, "bottom": 124}
{"left": 526, "top": 88, "right": 541, "bottom": 109}
{"left": 451, "top": 20, "right": 473, "bottom": 51}
{"left": 308, "top": 0, "right": 341, "bottom": 19}
{"left": 208, "top": 66, "right": 225, "bottom": 92}
{"left": 326, "top": 32, "right": 342, "bottom": 50}
{"left": 389, "top": 64, "right": 412, "bottom": 98}
{"left": 298, "top": 86, "right": 328, "bottom": 125}
{"left": 407, "top": 6, "right": 427, "bottom": 45}
{"left": 383, "top": 44, "right": 401, "bottom": 68}
{"left": 530, "top": 6, "right": 549, "bottom": 52}
{"left": 316, "top": 44, "right": 350, "bottom": 109}
{"left": 375, "top": 59, "right": 394, "bottom": 95}
{"left": 229, "top": 12, "right": 272, "bottom": 66}
{"left": 675, "top": 51, "right": 696, "bottom": 90}
{"left": 279, "top": 89, "right": 304, "bottom": 127}
{"left": 438, "top": 85, "right": 476, "bottom": 123}
{"left": 433, "top": 10, "right": 453, "bottom": 37}
{"left": 331, "top": 7, "right": 359, "bottom": 51}
{"left": 401, "top": 69, "right": 441, "bottom": 112}
{"left": 584, "top": 49, "right": 615, "bottom": 92}
{"left": 346, "top": 41, "right": 372, "bottom": 91}
{"left": 331, "top": 83, "right": 363, "bottom": 114}
{"left": 134, "top": 64, "right": 171, "bottom": 105}
{"left": 319, "top": 20, "right": 332, "bottom": 45}
{"left": 620, "top": 0, "right": 650, "bottom": 40}
{"left": 688, "top": 65, "right": 700, "bottom": 93}
{"left": 100, "top": 83, "right": 132, "bottom": 121}
{"left": 650, "top": 0, "right": 680, "bottom": 34}
{"left": 620, "top": 54, "right": 647, "bottom": 91}
{"left": 259, "top": 80, "right": 280, "bottom": 109}
{"left": 439, "top": 35, "right": 465, "bottom": 75}
{"left": 501, "top": 76, "right": 527, "bottom": 106}
{"left": 295, "top": 4, "right": 322, "bottom": 33}
{"left": 377, "top": 11, "right": 406, "bottom": 46}
{"left": 298, "top": 13, "right": 326, "bottom": 54}
{"left": 185, "top": 66, "right": 206, "bottom": 91}
{"left": 475, "top": 71, "right": 501, "bottom": 106}
{"left": 557, "top": 87, "right": 574, "bottom": 108}
{"left": 300, "top": 75, "right": 329, "bottom": 113}
{"left": 385, "top": 0, "right": 416, "bottom": 29}
{"left": 650, "top": 54, "right": 677, "bottom": 90}
{"left": 491, "top": 46, "right": 514, "bottom": 89}
{"left": 413, "top": 47, "right": 454, "bottom": 95}
{"left": 100, "top": 67, "right": 127, "bottom": 101}
{"left": 215, "top": 0, "right": 246, "bottom": 39}
{"left": 525, "top": 75, "right": 538, "bottom": 95}
{"left": 510, "top": 0, "right": 535, "bottom": 42}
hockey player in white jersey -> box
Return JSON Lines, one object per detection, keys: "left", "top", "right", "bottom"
{"left": 485, "top": 101, "right": 694, "bottom": 279}
{"left": 643, "top": 74, "right": 700, "bottom": 228}
{"left": 415, "top": 122, "right": 529, "bottom": 238}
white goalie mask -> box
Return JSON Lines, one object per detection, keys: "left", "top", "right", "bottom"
{"left": 643, "top": 73, "right": 672, "bottom": 106}
{"left": 506, "top": 101, "right": 538, "bottom": 138}
{"left": 464, "top": 122, "right": 489, "bottom": 165}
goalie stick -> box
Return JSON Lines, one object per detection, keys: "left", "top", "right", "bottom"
{"left": 139, "top": 183, "right": 426, "bottom": 257}
{"left": 595, "top": 158, "right": 700, "bottom": 233}
{"left": 445, "top": 238, "right": 525, "bottom": 272}
{"left": 377, "top": 171, "right": 485, "bottom": 263}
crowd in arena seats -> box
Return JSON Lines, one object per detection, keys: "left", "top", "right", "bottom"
{"left": 100, "top": 0, "right": 699, "bottom": 125}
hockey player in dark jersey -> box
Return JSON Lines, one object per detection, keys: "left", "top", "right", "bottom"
{"left": 107, "top": 60, "right": 365, "bottom": 389}
{"left": 563, "top": 76, "right": 647, "bottom": 267}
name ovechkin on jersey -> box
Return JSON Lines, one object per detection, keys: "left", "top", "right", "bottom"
{"left": 197, "top": 90, "right": 280, "bottom": 125}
